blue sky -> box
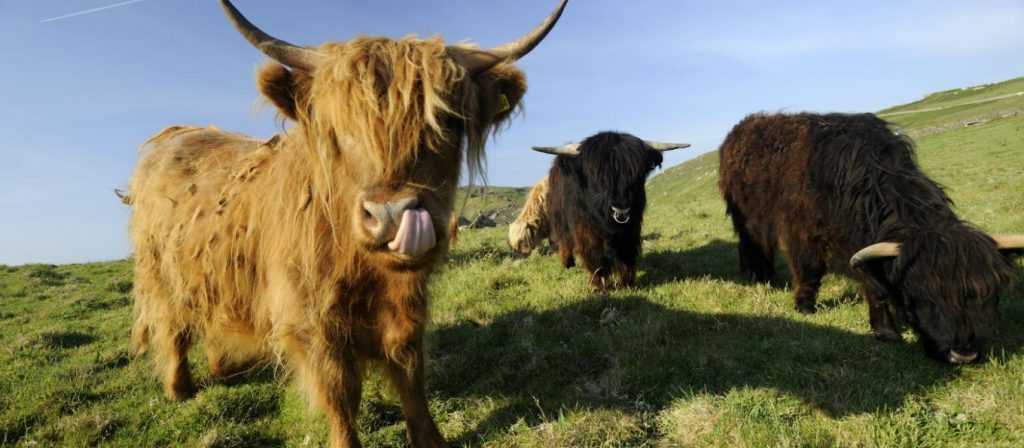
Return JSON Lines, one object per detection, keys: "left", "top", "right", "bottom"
{"left": 2, "top": 0, "right": 1023, "bottom": 265}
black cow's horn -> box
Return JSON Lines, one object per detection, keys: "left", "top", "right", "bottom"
{"left": 449, "top": 0, "right": 569, "bottom": 75}
{"left": 644, "top": 141, "right": 691, "bottom": 152}
{"left": 221, "top": 0, "right": 325, "bottom": 72}
{"left": 532, "top": 143, "right": 581, "bottom": 156}
{"left": 991, "top": 234, "right": 1024, "bottom": 251}
{"left": 850, "top": 242, "right": 900, "bottom": 268}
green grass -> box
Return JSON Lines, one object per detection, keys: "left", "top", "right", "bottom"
{"left": 3, "top": 78, "right": 1024, "bottom": 447}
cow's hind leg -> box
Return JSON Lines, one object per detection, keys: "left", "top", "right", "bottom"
{"left": 383, "top": 344, "right": 448, "bottom": 447}
{"left": 152, "top": 323, "right": 197, "bottom": 401}
{"left": 130, "top": 278, "right": 158, "bottom": 357}
{"left": 781, "top": 233, "right": 827, "bottom": 314}
{"left": 130, "top": 313, "right": 151, "bottom": 358}
{"left": 726, "top": 197, "right": 775, "bottom": 282}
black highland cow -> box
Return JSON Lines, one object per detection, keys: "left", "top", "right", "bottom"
{"left": 534, "top": 132, "right": 688, "bottom": 289}
{"left": 718, "top": 112, "right": 1024, "bottom": 363}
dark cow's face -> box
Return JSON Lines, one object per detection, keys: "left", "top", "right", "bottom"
{"left": 576, "top": 132, "right": 664, "bottom": 227}
{"left": 873, "top": 231, "right": 1019, "bottom": 363}
{"left": 900, "top": 282, "right": 995, "bottom": 364}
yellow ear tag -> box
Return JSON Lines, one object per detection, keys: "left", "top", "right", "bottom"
{"left": 496, "top": 94, "right": 511, "bottom": 114}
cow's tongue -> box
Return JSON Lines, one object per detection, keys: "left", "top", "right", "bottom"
{"left": 387, "top": 208, "right": 436, "bottom": 258}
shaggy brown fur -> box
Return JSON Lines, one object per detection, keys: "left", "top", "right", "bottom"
{"left": 508, "top": 176, "right": 550, "bottom": 256}
{"left": 126, "top": 36, "right": 527, "bottom": 448}
{"left": 719, "top": 112, "right": 1021, "bottom": 363}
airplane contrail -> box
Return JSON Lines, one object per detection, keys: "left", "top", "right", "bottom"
{"left": 41, "top": 0, "right": 146, "bottom": 24}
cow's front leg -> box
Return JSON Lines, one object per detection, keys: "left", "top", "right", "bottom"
{"left": 615, "top": 259, "right": 637, "bottom": 289}
{"left": 579, "top": 249, "right": 612, "bottom": 290}
{"left": 781, "top": 233, "right": 827, "bottom": 314}
{"left": 863, "top": 288, "right": 902, "bottom": 343}
{"left": 288, "top": 334, "right": 363, "bottom": 448}
{"left": 558, "top": 239, "right": 576, "bottom": 268}
{"left": 153, "top": 323, "right": 196, "bottom": 401}
{"left": 383, "top": 341, "right": 448, "bottom": 448}
{"left": 613, "top": 244, "right": 639, "bottom": 289}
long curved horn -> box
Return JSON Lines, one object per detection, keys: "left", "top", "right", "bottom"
{"left": 644, "top": 141, "right": 691, "bottom": 152}
{"left": 850, "top": 242, "right": 900, "bottom": 268}
{"left": 991, "top": 234, "right": 1024, "bottom": 251}
{"left": 450, "top": 0, "right": 569, "bottom": 75}
{"left": 220, "top": 0, "right": 324, "bottom": 72}
{"left": 532, "top": 143, "right": 581, "bottom": 156}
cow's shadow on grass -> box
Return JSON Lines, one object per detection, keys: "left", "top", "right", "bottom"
{"left": 427, "top": 294, "right": 1024, "bottom": 444}
{"left": 640, "top": 238, "right": 750, "bottom": 285}
{"left": 640, "top": 239, "right": 872, "bottom": 312}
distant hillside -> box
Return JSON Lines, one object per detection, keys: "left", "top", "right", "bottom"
{"left": 453, "top": 185, "right": 531, "bottom": 225}
{"left": 876, "top": 76, "right": 1024, "bottom": 137}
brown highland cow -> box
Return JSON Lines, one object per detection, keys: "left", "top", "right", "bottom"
{"left": 123, "top": 1, "right": 568, "bottom": 446}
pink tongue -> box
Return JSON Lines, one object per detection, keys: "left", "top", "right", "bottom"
{"left": 387, "top": 208, "right": 436, "bottom": 258}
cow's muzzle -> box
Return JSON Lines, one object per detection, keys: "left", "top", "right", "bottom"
{"left": 947, "top": 350, "right": 979, "bottom": 364}
{"left": 611, "top": 206, "right": 631, "bottom": 224}
{"left": 362, "top": 197, "right": 436, "bottom": 259}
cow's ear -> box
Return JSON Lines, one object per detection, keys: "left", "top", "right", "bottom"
{"left": 256, "top": 63, "right": 311, "bottom": 121}
{"left": 474, "top": 63, "right": 527, "bottom": 126}
{"left": 647, "top": 150, "right": 665, "bottom": 173}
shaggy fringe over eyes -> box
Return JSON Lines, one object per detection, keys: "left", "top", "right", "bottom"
{"left": 896, "top": 228, "right": 1019, "bottom": 308}
{"left": 579, "top": 132, "right": 662, "bottom": 193}
{"left": 300, "top": 36, "right": 503, "bottom": 184}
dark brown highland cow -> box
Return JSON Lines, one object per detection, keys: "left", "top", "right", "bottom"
{"left": 123, "top": 1, "right": 567, "bottom": 447}
{"left": 719, "top": 112, "right": 1024, "bottom": 363}
{"left": 534, "top": 132, "right": 689, "bottom": 289}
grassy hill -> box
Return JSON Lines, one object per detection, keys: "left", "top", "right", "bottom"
{"left": 878, "top": 76, "right": 1024, "bottom": 136}
{"left": 3, "top": 77, "right": 1024, "bottom": 447}
{"left": 453, "top": 185, "right": 532, "bottom": 225}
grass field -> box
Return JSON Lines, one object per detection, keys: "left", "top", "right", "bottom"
{"left": 2, "top": 77, "right": 1024, "bottom": 447}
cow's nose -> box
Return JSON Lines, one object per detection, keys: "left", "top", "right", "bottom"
{"left": 363, "top": 196, "right": 419, "bottom": 242}
{"left": 947, "top": 350, "right": 979, "bottom": 364}
{"left": 611, "top": 206, "right": 631, "bottom": 224}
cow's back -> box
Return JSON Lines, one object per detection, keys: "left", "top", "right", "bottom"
{"left": 718, "top": 114, "right": 821, "bottom": 238}
{"left": 719, "top": 112, "right": 929, "bottom": 256}
{"left": 127, "top": 126, "right": 271, "bottom": 325}
{"left": 129, "top": 126, "right": 262, "bottom": 202}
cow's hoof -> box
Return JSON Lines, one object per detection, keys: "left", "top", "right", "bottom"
{"left": 166, "top": 383, "right": 197, "bottom": 402}
{"left": 873, "top": 330, "right": 903, "bottom": 343}
{"left": 795, "top": 301, "right": 817, "bottom": 314}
